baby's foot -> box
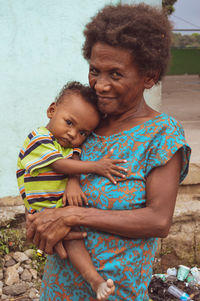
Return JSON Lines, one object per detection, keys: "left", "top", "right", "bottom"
{"left": 96, "top": 279, "right": 115, "bottom": 300}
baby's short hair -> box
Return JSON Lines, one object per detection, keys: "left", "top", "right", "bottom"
{"left": 55, "top": 81, "right": 98, "bottom": 107}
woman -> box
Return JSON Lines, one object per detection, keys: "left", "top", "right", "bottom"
{"left": 27, "top": 3, "right": 191, "bottom": 300}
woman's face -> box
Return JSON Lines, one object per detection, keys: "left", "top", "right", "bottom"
{"left": 89, "top": 42, "right": 154, "bottom": 116}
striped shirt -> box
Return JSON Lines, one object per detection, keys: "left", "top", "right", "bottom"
{"left": 16, "top": 126, "right": 81, "bottom": 212}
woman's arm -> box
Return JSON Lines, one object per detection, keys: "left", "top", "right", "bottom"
{"left": 79, "top": 149, "right": 181, "bottom": 238}
{"left": 27, "top": 150, "right": 182, "bottom": 255}
{"left": 50, "top": 150, "right": 127, "bottom": 184}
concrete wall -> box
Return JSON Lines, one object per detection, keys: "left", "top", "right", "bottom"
{"left": 0, "top": 0, "right": 161, "bottom": 198}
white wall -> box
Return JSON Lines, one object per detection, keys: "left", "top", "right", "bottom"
{"left": 0, "top": 0, "right": 161, "bottom": 198}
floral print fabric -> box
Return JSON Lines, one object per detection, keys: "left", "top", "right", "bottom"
{"left": 40, "top": 113, "right": 190, "bottom": 300}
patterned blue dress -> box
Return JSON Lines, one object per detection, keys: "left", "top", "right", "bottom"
{"left": 40, "top": 113, "right": 190, "bottom": 300}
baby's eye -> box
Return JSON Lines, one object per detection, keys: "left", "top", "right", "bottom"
{"left": 66, "top": 120, "right": 72, "bottom": 126}
{"left": 80, "top": 131, "right": 87, "bottom": 137}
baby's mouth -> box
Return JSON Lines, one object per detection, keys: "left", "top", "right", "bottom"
{"left": 59, "top": 137, "right": 72, "bottom": 147}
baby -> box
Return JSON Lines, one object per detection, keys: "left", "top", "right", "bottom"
{"left": 17, "top": 81, "right": 127, "bottom": 300}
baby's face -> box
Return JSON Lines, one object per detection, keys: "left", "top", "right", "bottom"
{"left": 46, "top": 94, "right": 100, "bottom": 148}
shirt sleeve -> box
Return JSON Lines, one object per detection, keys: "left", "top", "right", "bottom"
{"left": 73, "top": 148, "right": 82, "bottom": 156}
{"left": 21, "top": 133, "right": 63, "bottom": 176}
{"left": 145, "top": 118, "right": 191, "bottom": 183}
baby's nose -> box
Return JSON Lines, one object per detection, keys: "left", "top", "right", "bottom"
{"left": 68, "top": 129, "right": 76, "bottom": 138}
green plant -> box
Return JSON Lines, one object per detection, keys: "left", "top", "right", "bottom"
{"left": 30, "top": 246, "right": 47, "bottom": 278}
{"left": 0, "top": 226, "right": 26, "bottom": 256}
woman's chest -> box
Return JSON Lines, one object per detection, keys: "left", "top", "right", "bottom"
{"left": 80, "top": 134, "right": 151, "bottom": 210}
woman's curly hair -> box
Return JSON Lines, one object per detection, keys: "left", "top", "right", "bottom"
{"left": 83, "top": 3, "right": 172, "bottom": 81}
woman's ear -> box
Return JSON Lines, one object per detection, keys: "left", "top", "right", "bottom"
{"left": 47, "top": 102, "right": 56, "bottom": 119}
{"left": 144, "top": 70, "right": 160, "bottom": 89}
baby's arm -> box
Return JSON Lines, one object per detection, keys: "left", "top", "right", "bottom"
{"left": 50, "top": 149, "right": 127, "bottom": 185}
{"left": 63, "top": 176, "right": 87, "bottom": 207}
{"left": 62, "top": 153, "right": 87, "bottom": 207}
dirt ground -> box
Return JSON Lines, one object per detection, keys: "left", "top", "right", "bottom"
{"left": 161, "top": 75, "right": 200, "bottom": 164}
{"left": 162, "top": 74, "right": 200, "bottom": 122}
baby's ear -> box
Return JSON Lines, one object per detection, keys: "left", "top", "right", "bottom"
{"left": 47, "top": 102, "right": 56, "bottom": 118}
{"left": 144, "top": 70, "right": 160, "bottom": 89}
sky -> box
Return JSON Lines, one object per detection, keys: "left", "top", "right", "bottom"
{"left": 169, "top": 0, "right": 200, "bottom": 35}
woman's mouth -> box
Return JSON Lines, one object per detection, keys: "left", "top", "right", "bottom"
{"left": 97, "top": 95, "right": 116, "bottom": 103}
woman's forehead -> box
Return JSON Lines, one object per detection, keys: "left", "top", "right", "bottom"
{"left": 90, "top": 42, "right": 133, "bottom": 68}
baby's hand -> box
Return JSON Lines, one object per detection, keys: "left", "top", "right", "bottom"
{"left": 63, "top": 178, "right": 88, "bottom": 207}
{"left": 95, "top": 149, "right": 127, "bottom": 184}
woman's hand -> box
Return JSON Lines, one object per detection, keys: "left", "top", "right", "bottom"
{"left": 26, "top": 207, "right": 87, "bottom": 257}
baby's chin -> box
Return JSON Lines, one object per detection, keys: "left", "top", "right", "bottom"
{"left": 58, "top": 138, "right": 72, "bottom": 148}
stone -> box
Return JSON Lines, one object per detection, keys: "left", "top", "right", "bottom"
{"left": 29, "top": 287, "right": 40, "bottom": 299}
{"left": 30, "top": 268, "right": 38, "bottom": 279}
{"left": 182, "top": 163, "right": 200, "bottom": 185}
{"left": 17, "top": 266, "right": 24, "bottom": 274}
{"left": 24, "top": 249, "right": 35, "bottom": 259}
{"left": 1, "top": 294, "right": 8, "bottom": 300}
{"left": 0, "top": 280, "right": 3, "bottom": 296}
{"left": 21, "top": 269, "right": 32, "bottom": 281}
{"left": 5, "top": 258, "right": 16, "bottom": 267}
{"left": 27, "top": 281, "right": 33, "bottom": 288}
{"left": 0, "top": 259, "right": 5, "bottom": 267}
{"left": 12, "top": 251, "right": 29, "bottom": 263}
{"left": 0, "top": 204, "right": 25, "bottom": 227}
{"left": 3, "top": 282, "right": 28, "bottom": 296}
{"left": 4, "top": 254, "right": 12, "bottom": 261}
{"left": 195, "top": 219, "right": 200, "bottom": 264}
{"left": 0, "top": 196, "right": 23, "bottom": 207}
{"left": 163, "top": 221, "right": 196, "bottom": 264}
{"left": 5, "top": 263, "right": 20, "bottom": 285}
{"left": 179, "top": 184, "right": 200, "bottom": 196}
{"left": 23, "top": 264, "right": 31, "bottom": 269}
{"left": 159, "top": 193, "right": 200, "bottom": 268}
{"left": 0, "top": 269, "right": 3, "bottom": 280}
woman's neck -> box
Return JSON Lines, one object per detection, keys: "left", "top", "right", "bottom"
{"left": 95, "top": 102, "right": 159, "bottom": 136}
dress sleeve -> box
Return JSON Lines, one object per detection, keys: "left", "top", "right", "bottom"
{"left": 21, "top": 133, "right": 63, "bottom": 176}
{"left": 145, "top": 118, "right": 191, "bottom": 183}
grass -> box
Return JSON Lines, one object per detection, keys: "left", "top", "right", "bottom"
{"left": 168, "top": 48, "right": 200, "bottom": 75}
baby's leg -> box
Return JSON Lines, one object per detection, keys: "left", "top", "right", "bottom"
{"left": 64, "top": 232, "right": 115, "bottom": 300}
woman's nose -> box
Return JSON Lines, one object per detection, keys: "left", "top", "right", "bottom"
{"left": 94, "top": 77, "right": 111, "bottom": 93}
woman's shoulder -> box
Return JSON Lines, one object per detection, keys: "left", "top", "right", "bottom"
{"left": 126, "top": 112, "right": 184, "bottom": 135}
{"left": 153, "top": 113, "right": 185, "bottom": 134}
{"left": 119, "top": 113, "right": 186, "bottom": 145}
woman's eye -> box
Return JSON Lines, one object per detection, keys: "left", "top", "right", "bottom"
{"left": 66, "top": 120, "right": 72, "bottom": 126}
{"left": 111, "top": 71, "right": 121, "bottom": 79}
{"left": 89, "top": 67, "right": 98, "bottom": 75}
